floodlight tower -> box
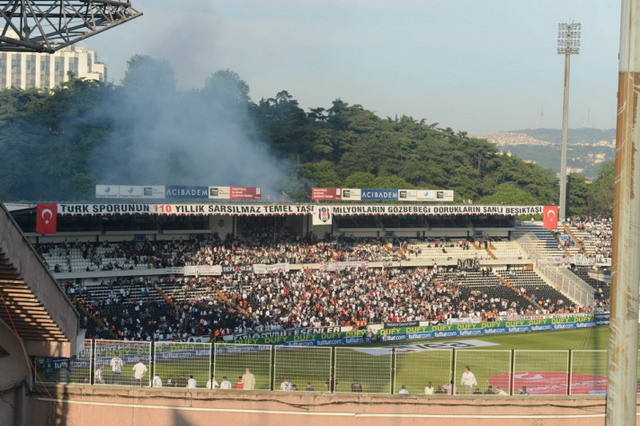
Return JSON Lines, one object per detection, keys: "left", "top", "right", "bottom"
{"left": 557, "top": 22, "right": 581, "bottom": 222}
{"left": 0, "top": 0, "right": 142, "bottom": 53}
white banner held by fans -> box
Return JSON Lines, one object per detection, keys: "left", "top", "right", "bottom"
{"left": 312, "top": 206, "right": 333, "bottom": 226}
{"left": 322, "top": 261, "right": 368, "bottom": 271}
{"left": 183, "top": 265, "right": 223, "bottom": 276}
{"left": 252, "top": 263, "right": 290, "bottom": 274}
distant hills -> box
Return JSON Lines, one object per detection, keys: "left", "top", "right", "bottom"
{"left": 482, "top": 128, "right": 615, "bottom": 179}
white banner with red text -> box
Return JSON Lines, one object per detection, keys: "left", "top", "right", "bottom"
{"left": 55, "top": 203, "right": 546, "bottom": 217}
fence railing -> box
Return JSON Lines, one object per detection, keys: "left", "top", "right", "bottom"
{"left": 35, "top": 340, "right": 618, "bottom": 396}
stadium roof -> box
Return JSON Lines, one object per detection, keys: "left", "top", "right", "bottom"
{"left": 0, "top": 203, "right": 79, "bottom": 357}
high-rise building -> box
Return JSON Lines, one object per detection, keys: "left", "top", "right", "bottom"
{"left": 0, "top": 44, "right": 106, "bottom": 90}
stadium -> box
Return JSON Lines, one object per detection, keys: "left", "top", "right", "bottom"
{"left": 0, "top": 196, "right": 620, "bottom": 425}
{"left": 1, "top": 1, "right": 639, "bottom": 425}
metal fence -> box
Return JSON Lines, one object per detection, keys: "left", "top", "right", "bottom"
{"left": 35, "top": 341, "right": 621, "bottom": 396}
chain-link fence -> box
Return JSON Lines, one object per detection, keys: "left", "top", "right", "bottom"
{"left": 395, "top": 348, "right": 452, "bottom": 395}
{"left": 94, "top": 340, "right": 152, "bottom": 386}
{"left": 213, "top": 344, "right": 271, "bottom": 390}
{"left": 455, "top": 350, "right": 512, "bottom": 395}
{"left": 34, "top": 341, "right": 633, "bottom": 395}
{"left": 335, "top": 347, "right": 392, "bottom": 394}
{"left": 35, "top": 339, "right": 92, "bottom": 384}
{"left": 274, "top": 346, "right": 331, "bottom": 392}
{"left": 154, "top": 342, "right": 211, "bottom": 388}
{"left": 513, "top": 350, "right": 569, "bottom": 395}
{"left": 570, "top": 349, "right": 608, "bottom": 395}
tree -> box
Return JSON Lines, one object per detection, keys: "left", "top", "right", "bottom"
{"left": 589, "top": 161, "right": 614, "bottom": 218}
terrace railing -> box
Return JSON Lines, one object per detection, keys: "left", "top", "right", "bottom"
{"left": 515, "top": 233, "right": 595, "bottom": 307}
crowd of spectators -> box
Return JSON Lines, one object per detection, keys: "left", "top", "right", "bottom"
{"left": 37, "top": 233, "right": 410, "bottom": 274}
{"left": 568, "top": 217, "right": 613, "bottom": 259}
{"left": 64, "top": 265, "right": 591, "bottom": 341}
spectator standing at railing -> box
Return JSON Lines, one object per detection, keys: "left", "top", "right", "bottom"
{"left": 206, "top": 376, "right": 219, "bottom": 389}
{"left": 220, "top": 376, "right": 232, "bottom": 389}
{"left": 110, "top": 354, "right": 124, "bottom": 385}
{"left": 242, "top": 368, "right": 256, "bottom": 390}
{"left": 424, "top": 382, "right": 435, "bottom": 394}
{"left": 132, "top": 361, "right": 147, "bottom": 387}
{"left": 152, "top": 374, "right": 162, "bottom": 387}
{"left": 234, "top": 376, "right": 244, "bottom": 389}
{"left": 280, "top": 378, "right": 292, "bottom": 391}
{"left": 187, "top": 375, "right": 197, "bottom": 388}
{"left": 94, "top": 365, "right": 105, "bottom": 384}
{"left": 460, "top": 366, "right": 477, "bottom": 394}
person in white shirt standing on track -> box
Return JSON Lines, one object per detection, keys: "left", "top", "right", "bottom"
{"left": 110, "top": 354, "right": 124, "bottom": 385}
{"left": 460, "top": 366, "right": 477, "bottom": 394}
{"left": 132, "top": 361, "right": 147, "bottom": 387}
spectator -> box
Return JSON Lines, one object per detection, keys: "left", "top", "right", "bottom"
{"left": 424, "top": 382, "right": 435, "bottom": 394}
{"left": 242, "top": 368, "right": 256, "bottom": 390}
{"left": 220, "top": 376, "right": 232, "bottom": 389}
{"left": 280, "top": 378, "right": 292, "bottom": 391}
{"left": 187, "top": 375, "right": 197, "bottom": 389}
{"left": 234, "top": 376, "right": 244, "bottom": 389}
{"left": 206, "top": 376, "right": 219, "bottom": 389}
{"left": 152, "top": 374, "right": 162, "bottom": 388}
{"left": 94, "top": 365, "right": 105, "bottom": 384}
{"left": 132, "top": 361, "right": 147, "bottom": 387}
{"left": 460, "top": 366, "right": 477, "bottom": 394}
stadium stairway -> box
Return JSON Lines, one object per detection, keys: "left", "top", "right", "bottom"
{"left": 155, "top": 286, "right": 185, "bottom": 314}
{"left": 513, "top": 222, "right": 565, "bottom": 259}
{"left": 493, "top": 271, "right": 544, "bottom": 311}
{"left": 562, "top": 223, "right": 587, "bottom": 257}
{"left": 485, "top": 243, "right": 497, "bottom": 260}
{"left": 214, "top": 288, "right": 251, "bottom": 318}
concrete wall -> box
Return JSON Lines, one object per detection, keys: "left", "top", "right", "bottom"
{"left": 0, "top": 320, "right": 32, "bottom": 426}
{"left": 29, "top": 384, "right": 628, "bottom": 426}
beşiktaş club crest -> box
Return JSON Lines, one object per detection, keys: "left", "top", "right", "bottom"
{"left": 313, "top": 206, "right": 332, "bottom": 225}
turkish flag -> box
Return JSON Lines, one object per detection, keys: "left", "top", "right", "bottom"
{"left": 36, "top": 204, "right": 57, "bottom": 234}
{"left": 543, "top": 206, "right": 559, "bottom": 229}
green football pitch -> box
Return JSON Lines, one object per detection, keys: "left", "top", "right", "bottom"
{"left": 387, "top": 326, "right": 613, "bottom": 350}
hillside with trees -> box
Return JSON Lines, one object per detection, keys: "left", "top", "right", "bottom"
{"left": 0, "top": 56, "right": 613, "bottom": 217}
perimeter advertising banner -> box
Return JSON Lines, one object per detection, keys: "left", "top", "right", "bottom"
{"left": 97, "top": 185, "right": 261, "bottom": 200}
{"left": 378, "top": 315, "right": 599, "bottom": 340}
{"left": 361, "top": 189, "right": 399, "bottom": 201}
{"left": 165, "top": 186, "right": 209, "bottom": 199}
{"left": 228, "top": 315, "right": 607, "bottom": 345}
{"left": 230, "top": 186, "right": 261, "bottom": 200}
{"left": 399, "top": 189, "right": 455, "bottom": 202}
{"left": 96, "top": 185, "right": 165, "bottom": 199}
{"left": 312, "top": 188, "right": 342, "bottom": 200}
{"left": 312, "top": 188, "right": 455, "bottom": 201}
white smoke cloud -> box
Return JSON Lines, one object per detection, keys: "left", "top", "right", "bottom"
{"left": 88, "top": 56, "right": 291, "bottom": 198}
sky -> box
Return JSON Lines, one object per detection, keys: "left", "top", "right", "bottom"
{"left": 83, "top": 0, "right": 621, "bottom": 136}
